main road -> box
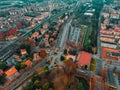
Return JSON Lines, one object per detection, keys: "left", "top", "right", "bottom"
{"left": 48, "top": 0, "right": 81, "bottom": 68}
{"left": 7, "top": 58, "right": 47, "bottom": 90}
{"left": 48, "top": 20, "right": 72, "bottom": 69}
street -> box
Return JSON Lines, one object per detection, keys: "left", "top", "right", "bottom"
{"left": 8, "top": 58, "right": 47, "bottom": 90}
{"left": 49, "top": 20, "right": 72, "bottom": 69}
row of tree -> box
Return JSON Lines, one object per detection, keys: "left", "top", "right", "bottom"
{"left": 25, "top": 59, "right": 89, "bottom": 90}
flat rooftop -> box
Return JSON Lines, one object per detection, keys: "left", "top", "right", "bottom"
{"left": 77, "top": 51, "right": 91, "bottom": 66}
{"left": 102, "top": 47, "right": 120, "bottom": 60}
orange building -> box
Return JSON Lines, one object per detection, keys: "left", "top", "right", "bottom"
{"left": 5, "top": 67, "right": 19, "bottom": 81}
{"left": 77, "top": 51, "right": 91, "bottom": 67}
{"left": 102, "top": 47, "right": 120, "bottom": 60}
{"left": 24, "top": 60, "right": 32, "bottom": 67}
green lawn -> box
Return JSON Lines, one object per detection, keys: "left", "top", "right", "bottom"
{"left": 84, "top": 25, "right": 93, "bottom": 47}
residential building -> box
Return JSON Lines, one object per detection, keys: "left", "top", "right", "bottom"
{"left": 77, "top": 51, "right": 91, "bottom": 68}
{"left": 5, "top": 67, "right": 19, "bottom": 81}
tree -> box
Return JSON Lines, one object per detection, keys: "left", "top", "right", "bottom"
{"left": 15, "top": 62, "right": 27, "bottom": 71}
{"left": 63, "top": 49, "right": 67, "bottom": 55}
{"left": 32, "top": 75, "right": 40, "bottom": 82}
{"left": 21, "top": 62, "right": 27, "bottom": 68}
{"left": 20, "top": 44, "right": 31, "bottom": 55}
{"left": 0, "top": 62, "right": 8, "bottom": 71}
{"left": 100, "top": 68, "right": 107, "bottom": 79}
{"left": 77, "top": 82, "right": 84, "bottom": 90}
{"left": 64, "top": 60, "right": 77, "bottom": 75}
{"left": 64, "top": 59, "right": 77, "bottom": 88}
{"left": 44, "top": 66, "right": 50, "bottom": 74}
{"left": 105, "top": 0, "right": 113, "bottom": 5}
{"left": 60, "top": 55, "right": 66, "bottom": 61}
{"left": 101, "top": 16, "right": 105, "bottom": 23}
{"left": 68, "top": 49, "right": 77, "bottom": 56}
{"left": 0, "top": 74, "right": 6, "bottom": 85}
{"left": 0, "top": 11, "right": 10, "bottom": 17}
{"left": 39, "top": 42, "right": 45, "bottom": 48}
{"left": 90, "top": 58, "right": 96, "bottom": 71}
{"left": 53, "top": 74, "right": 68, "bottom": 90}
{"left": 92, "top": 47, "right": 97, "bottom": 54}
{"left": 21, "top": 38, "right": 35, "bottom": 47}
{"left": 50, "top": 22, "right": 57, "bottom": 26}
{"left": 35, "top": 37, "right": 39, "bottom": 42}
{"left": 42, "top": 82, "right": 50, "bottom": 90}
{"left": 26, "top": 82, "right": 35, "bottom": 90}
{"left": 37, "top": 0, "right": 43, "bottom": 2}
{"left": 34, "top": 80, "right": 40, "bottom": 89}
{"left": 39, "top": 49, "right": 47, "bottom": 58}
{"left": 84, "top": 65, "right": 88, "bottom": 70}
{"left": 26, "top": 74, "right": 41, "bottom": 90}
{"left": 77, "top": 43, "right": 83, "bottom": 50}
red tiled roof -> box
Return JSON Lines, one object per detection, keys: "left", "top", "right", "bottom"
{"left": 45, "top": 34, "right": 49, "bottom": 38}
{"left": 0, "top": 33, "right": 4, "bottom": 40}
{"left": 78, "top": 51, "right": 91, "bottom": 66}
{"left": 0, "top": 70, "right": 4, "bottom": 76}
{"left": 114, "top": 30, "right": 120, "bottom": 32}
{"left": 49, "top": 38, "right": 54, "bottom": 41}
{"left": 45, "top": 42, "right": 49, "bottom": 45}
{"left": 102, "top": 47, "right": 119, "bottom": 60}
{"left": 16, "top": 23, "right": 22, "bottom": 29}
{"left": 20, "top": 49, "right": 27, "bottom": 55}
{"left": 5, "top": 67, "right": 17, "bottom": 77}
{"left": 41, "top": 29, "right": 45, "bottom": 35}
{"left": 100, "top": 36, "right": 115, "bottom": 39}
{"left": 24, "top": 60, "right": 32, "bottom": 66}
{"left": 5, "top": 29, "right": 17, "bottom": 37}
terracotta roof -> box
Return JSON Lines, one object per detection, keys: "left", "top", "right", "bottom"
{"left": 5, "top": 29, "right": 17, "bottom": 37}
{"left": 102, "top": 47, "right": 119, "bottom": 60}
{"left": 33, "top": 53, "right": 39, "bottom": 57}
{"left": 49, "top": 38, "right": 54, "bottom": 41}
{"left": 100, "top": 36, "right": 115, "bottom": 43}
{"left": 24, "top": 60, "right": 32, "bottom": 66}
{"left": 0, "top": 70, "right": 4, "bottom": 76}
{"left": 16, "top": 23, "right": 22, "bottom": 29}
{"left": 102, "top": 13, "right": 109, "bottom": 16}
{"left": 111, "top": 13, "right": 119, "bottom": 16}
{"left": 78, "top": 51, "right": 91, "bottom": 66}
{"left": 20, "top": 49, "right": 27, "bottom": 55}
{"left": 114, "top": 26, "right": 120, "bottom": 30}
{"left": 53, "top": 32, "right": 57, "bottom": 35}
{"left": 13, "top": 55, "right": 20, "bottom": 59}
{"left": 45, "top": 37, "right": 49, "bottom": 40}
{"left": 5, "top": 67, "right": 17, "bottom": 77}
{"left": 45, "top": 42, "right": 49, "bottom": 45}
{"left": 43, "top": 24, "right": 48, "bottom": 29}
{"left": 32, "top": 32, "right": 39, "bottom": 36}
{"left": 0, "top": 33, "right": 4, "bottom": 40}
{"left": 41, "top": 29, "right": 45, "bottom": 35}
{"left": 45, "top": 34, "right": 49, "bottom": 38}
{"left": 100, "top": 36, "right": 115, "bottom": 39}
